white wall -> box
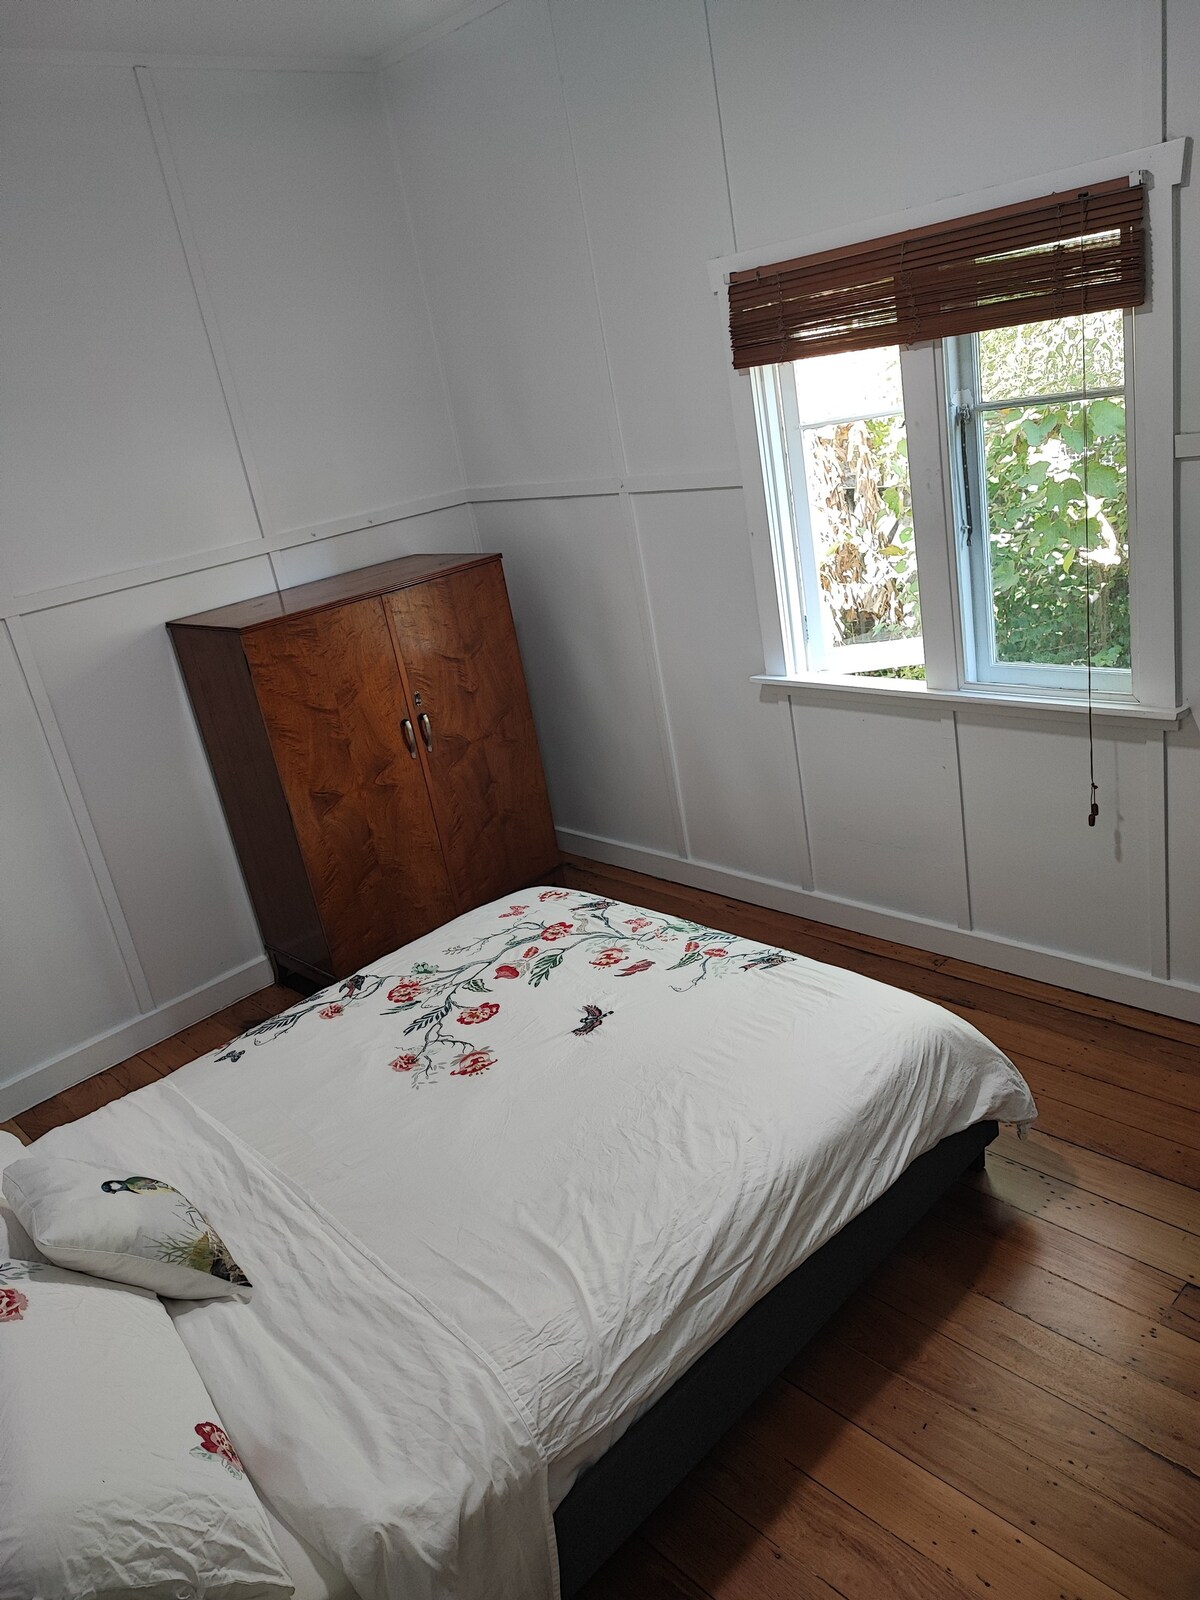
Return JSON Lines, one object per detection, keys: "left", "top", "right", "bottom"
{"left": 383, "top": 0, "right": 1200, "bottom": 1018}
{"left": 0, "top": 57, "right": 476, "bottom": 1113}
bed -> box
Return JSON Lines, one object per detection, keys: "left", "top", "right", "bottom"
{"left": 18, "top": 887, "right": 1036, "bottom": 1599}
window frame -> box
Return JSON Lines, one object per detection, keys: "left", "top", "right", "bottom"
{"left": 714, "top": 140, "right": 1187, "bottom": 719}
{"left": 772, "top": 355, "right": 925, "bottom": 677}
{"left": 945, "top": 316, "right": 1134, "bottom": 697}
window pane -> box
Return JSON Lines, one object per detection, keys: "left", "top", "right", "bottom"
{"left": 982, "top": 396, "right": 1129, "bottom": 669}
{"left": 799, "top": 411, "right": 923, "bottom": 663}
{"left": 978, "top": 310, "right": 1124, "bottom": 401}
{"left": 784, "top": 347, "right": 924, "bottom": 678}
{"left": 793, "top": 345, "right": 904, "bottom": 424}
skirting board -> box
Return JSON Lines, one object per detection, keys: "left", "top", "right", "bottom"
{"left": 558, "top": 829, "right": 1200, "bottom": 1027}
{"left": 0, "top": 954, "right": 274, "bottom": 1124}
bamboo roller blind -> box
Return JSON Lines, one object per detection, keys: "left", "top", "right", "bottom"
{"left": 728, "top": 177, "right": 1146, "bottom": 371}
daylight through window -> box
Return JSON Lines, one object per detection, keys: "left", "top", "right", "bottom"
{"left": 730, "top": 169, "right": 1167, "bottom": 707}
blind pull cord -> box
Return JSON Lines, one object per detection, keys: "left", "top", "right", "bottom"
{"left": 1080, "top": 200, "right": 1100, "bottom": 829}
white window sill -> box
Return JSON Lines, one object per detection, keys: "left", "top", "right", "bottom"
{"left": 752, "top": 673, "right": 1190, "bottom": 727}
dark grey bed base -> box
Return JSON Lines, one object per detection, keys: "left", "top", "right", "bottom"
{"left": 552, "top": 1118, "right": 998, "bottom": 1595}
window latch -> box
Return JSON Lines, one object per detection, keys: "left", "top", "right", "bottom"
{"left": 953, "top": 397, "right": 975, "bottom": 548}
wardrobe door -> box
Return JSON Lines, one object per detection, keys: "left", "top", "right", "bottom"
{"left": 383, "top": 561, "right": 559, "bottom": 909}
{"left": 242, "top": 598, "right": 455, "bottom": 976}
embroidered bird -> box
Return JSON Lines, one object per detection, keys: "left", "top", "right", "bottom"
{"left": 100, "top": 1176, "right": 175, "bottom": 1195}
{"left": 572, "top": 1004, "right": 612, "bottom": 1036}
{"left": 740, "top": 952, "right": 793, "bottom": 971}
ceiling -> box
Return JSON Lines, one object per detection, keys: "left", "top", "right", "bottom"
{"left": 0, "top": 0, "right": 483, "bottom": 62}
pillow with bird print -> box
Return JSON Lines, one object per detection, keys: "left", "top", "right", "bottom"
{"left": 2, "top": 1155, "right": 253, "bottom": 1300}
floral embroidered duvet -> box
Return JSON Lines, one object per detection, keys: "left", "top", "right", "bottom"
{"left": 35, "top": 889, "right": 1036, "bottom": 1599}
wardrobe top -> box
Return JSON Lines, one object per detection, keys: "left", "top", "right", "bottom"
{"left": 168, "top": 552, "right": 497, "bottom": 633}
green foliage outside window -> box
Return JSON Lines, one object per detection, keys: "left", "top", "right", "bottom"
{"left": 978, "top": 312, "right": 1129, "bottom": 670}
{"left": 983, "top": 398, "right": 1128, "bottom": 667}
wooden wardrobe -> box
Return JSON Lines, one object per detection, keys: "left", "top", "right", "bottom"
{"left": 169, "top": 553, "right": 559, "bottom": 986}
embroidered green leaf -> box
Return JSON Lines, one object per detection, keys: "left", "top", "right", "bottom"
{"left": 461, "top": 977, "right": 491, "bottom": 993}
{"left": 405, "top": 998, "right": 454, "bottom": 1034}
{"left": 530, "top": 951, "right": 564, "bottom": 987}
{"left": 668, "top": 950, "right": 702, "bottom": 970}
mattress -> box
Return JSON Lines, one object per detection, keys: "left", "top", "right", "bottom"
{"left": 34, "top": 888, "right": 1035, "bottom": 1598}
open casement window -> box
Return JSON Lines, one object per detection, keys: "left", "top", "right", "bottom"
{"left": 764, "top": 344, "right": 925, "bottom": 679}
{"left": 725, "top": 143, "right": 1186, "bottom": 717}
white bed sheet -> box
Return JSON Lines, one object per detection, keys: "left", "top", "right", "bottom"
{"left": 36, "top": 888, "right": 1035, "bottom": 1597}
{"left": 264, "top": 1507, "right": 354, "bottom": 1600}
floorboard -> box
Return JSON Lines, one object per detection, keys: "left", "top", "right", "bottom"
{"left": 10, "top": 857, "right": 1199, "bottom": 1599}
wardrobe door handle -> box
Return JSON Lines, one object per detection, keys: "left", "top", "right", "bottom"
{"left": 400, "top": 718, "right": 418, "bottom": 759}
{"left": 418, "top": 712, "right": 434, "bottom": 753}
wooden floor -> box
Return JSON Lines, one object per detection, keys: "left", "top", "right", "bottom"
{"left": 7, "top": 856, "right": 1199, "bottom": 1600}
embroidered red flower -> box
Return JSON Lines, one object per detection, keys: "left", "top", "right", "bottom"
{"left": 704, "top": 947, "right": 728, "bottom": 958}
{"left": 387, "top": 979, "right": 423, "bottom": 1005}
{"left": 495, "top": 965, "right": 520, "bottom": 979}
{"left": 590, "top": 948, "right": 626, "bottom": 968}
{"left": 458, "top": 1002, "right": 500, "bottom": 1025}
{"left": 452, "top": 1049, "right": 495, "bottom": 1077}
{"left": 618, "top": 959, "right": 655, "bottom": 976}
{"left": 390, "top": 1054, "right": 419, "bottom": 1072}
{"left": 0, "top": 1287, "right": 29, "bottom": 1323}
{"left": 318, "top": 1003, "right": 343, "bottom": 1019}
{"left": 499, "top": 904, "right": 528, "bottom": 918}
{"left": 685, "top": 940, "right": 699, "bottom": 952}
{"left": 194, "top": 1422, "right": 243, "bottom": 1472}
{"left": 625, "top": 916, "right": 651, "bottom": 931}
{"left": 541, "top": 922, "right": 572, "bottom": 942}
{"left": 523, "top": 947, "right": 539, "bottom": 959}
{"left": 539, "top": 889, "right": 570, "bottom": 901}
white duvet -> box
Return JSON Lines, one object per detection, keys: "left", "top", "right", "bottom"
{"left": 37, "top": 889, "right": 1035, "bottom": 1599}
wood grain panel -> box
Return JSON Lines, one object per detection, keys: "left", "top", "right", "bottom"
{"left": 973, "top": 1153, "right": 1200, "bottom": 1281}
{"left": 731, "top": 1382, "right": 1128, "bottom": 1600}
{"left": 994, "top": 1126, "right": 1200, "bottom": 1232}
{"left": 793, "top": 1337, "right": 1200, "bottom": 1600}
{"left": 244, "top": 598, "right": 455, "bottom": 976}
{"left": 931, "top": 1186, "right": 1182, "bottom": 1318}
{"left": 870, "top": 1250, "right": 1200, "bottom": 1478}
{"left": 1017, "top": 1091, "right": 1200, "bottom": 1188}
{"left": 1162, "top": 1283, "right": 1200, "bottom": 1342}
{"left": 171, "top": 553, "right": 491, "bottom": 633}
{"left": 384, "top": 559, "right": 559, "bottom": 909}
{"left": 169, "top": 623, "right": 330, "bottom": 974}
{"left": 819, "top": 1292, "right": 1200, "bottom": 1553}
{"left": 901, "top": 1219, "right": 1199, "bottom": 1399}
{"left": 690, "top": 1429, "right": 979, "bottom": 1599}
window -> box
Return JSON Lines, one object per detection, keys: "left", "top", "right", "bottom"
{"left": 723, "top": 143, "right": 1185, "bottom": 715}
{"left": 767, "top": 345, "right": 924, "bottom": 678}
{"left": 949, "top": 312, "right": 1130, "bottom": 695}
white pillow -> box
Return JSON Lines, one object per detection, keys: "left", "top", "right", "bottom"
{"left": 0, "top": 1130, "right": 38, "bottom": 1261}
{"left": 3, "top": 1155, "right": 252, "bottom": 1300}
{"left": 0, "top": 1259, "right": 292, "bottom": 1599}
